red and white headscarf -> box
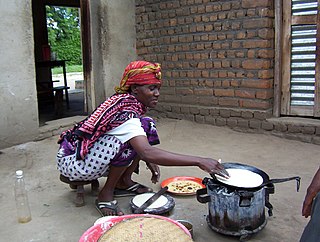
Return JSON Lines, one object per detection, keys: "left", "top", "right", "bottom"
{"left": 115, "top": 60, "right": 162, "bottom": 94}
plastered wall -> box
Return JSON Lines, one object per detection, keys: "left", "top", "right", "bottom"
{"left": 0, "top": 1, "right": 39, "bottom": 148}
{"left": 0, "top": 0, "right": 136, "bottom": 149}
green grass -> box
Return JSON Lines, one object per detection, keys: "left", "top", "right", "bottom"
{"left": 52, "top": 65, "right": 83, "bottom": 74}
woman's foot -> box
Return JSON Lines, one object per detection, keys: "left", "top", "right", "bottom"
{"left": 114, "top": 182, "right": 153, "bottom": 197}
{"left": 95, "top": 199, "right": 124, "bottom": 216}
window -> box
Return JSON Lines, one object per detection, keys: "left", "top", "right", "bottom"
{"left": 281, "top": 0, "right": 320, "bottom": 117}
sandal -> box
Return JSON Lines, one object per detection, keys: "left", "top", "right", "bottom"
{"left": 114, "top": 183, "right": 153, "bottom": 197}
{"left": 95, "top": 199, "right": 123, "bottom": 216}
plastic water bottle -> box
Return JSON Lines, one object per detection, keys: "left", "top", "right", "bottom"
{"left": 14, "top": 170, "right": 32, "bottom": 223}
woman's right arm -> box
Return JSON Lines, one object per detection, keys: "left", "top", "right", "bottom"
{"left": 129, "top": 135, "right": 225, "bottom": 176}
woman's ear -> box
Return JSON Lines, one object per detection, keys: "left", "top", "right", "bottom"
{"left": 131, "top": 85, "right": 138, "bottom": 95}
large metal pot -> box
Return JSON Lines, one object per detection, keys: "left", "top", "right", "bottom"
{"left": 197, "top": 163, "right": 300, "bottom": 241}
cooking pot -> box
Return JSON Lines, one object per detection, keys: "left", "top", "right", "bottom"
{"left": 213, "top": 163, "right": 301, "bottom": 191}
{"left": 197, "top": 163, "right": 301, "bottom": 241}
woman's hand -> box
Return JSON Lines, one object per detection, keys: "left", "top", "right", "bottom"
{"left": 198, "top": 158, "right": 230, "bottom": 179}
{"left": 146, "top": 162, "right": 160, "bottom": 184}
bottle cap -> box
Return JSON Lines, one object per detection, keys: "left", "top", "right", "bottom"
{"left": 16, "top": 170, "right": 23, "bottom": 178}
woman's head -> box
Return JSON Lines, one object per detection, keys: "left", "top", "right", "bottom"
{"left": 114, "top": 61, "right": 162, "bottom": 94}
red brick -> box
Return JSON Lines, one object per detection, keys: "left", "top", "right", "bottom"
{"left": 221, "top": 80, "right": 230, "bottom": 87}
{"left": 205, "top": 80, "right": 214, "bottom": 87}
{"left": 206, "top": 5, "right": 214, "bottom": 12}
{"left": 242, "top": 0, "right": 272, "bottom": 8}
{"left": 236, "top": 31, "right": 246, "bottom": 39}
{"left": 247, "top": 50, "right": 255, "bottom": 58}
{"left": 218, "top": 12, "right": 227, "bottom": 20}
{"left": 222, "top": 2, "right": 231, "bottom": 10}
{"left": 231, "top": 80, "right": 240, "bottom": 87}
{"left": 218, "top": 71, "right": 227, "bottom": 78}
{"left": 218, "top": 51, "right": 226, "bottom": 58}
{"left": 199, "top": 96, "right": 219, "bottom": 106}
{"left": 258, "top": 8, "right": 274, "bottom": 17}
{"left": 236, "top": 10, "right": 245, "bottom": 18}
{"left": 219, "top": 98, "right": 239, "bottom": 107}
{"left": 176, "top": 88, "right": 194, "bottom": 95}
{"left": 210, "top": 71, "right": 219, "bottom": 78}
{"left": 243, "top": 40, "right": 271, "bottom": 48}
{"left": 257, "top": 49, "right": 274, "bottom": 58}
{"left": 205, "top": 61, "right": 213, "bottom": 68}
{"left": 256, "top": 89, "right": 273, "bottom": 99}
{"left": 205, "top": 24, "right": 213, "bottom": 32}
{"left": 215, "top": 89, "right": 235, "bottom": 97}
{"left": 231, "top": 22, "right": 241, "bottom": 30}
{"left": 202, "top": 70, "right": 209, "bottom": 78}
{"left": 240, "top": 100, "right": 271, "bottom": 109}
{"left": 247, "top": 9, "right": 256, "bottom": 17}
{"left": 231, "top": 41, "right": 242, "bottom": 48}
{"left": 235, "top": 90, "right": 256, "bottom": 99}
{"left": 221, "top": 60, "right": 230, "bottom": 68}
{"left": 201, "top": 34, "right": 209, "bottom": 41}
{"left": 194, "top": 70, "right": 202, "bottom": 78}
{"left": 258, "top": 28, "right": 274, "bottom": 39}
{"left": 247, "top": 30, "right": 257, "bottom": 38}
{"left": 235, "top": 51, "right": 245, "bottom": 58}
{"left": 243, "top": 18, "right": 273, "bottom": 29}
{"left": 213, "top": 61, "right": 222, "bottom": 68}
{"left": 241, "top": 79, "right": 272, "bottom": 89}
{"left": 194, "top": 88, "right": 213, "bottom": 96}
{"left": 258, "top": 70, "right": 274, "bottom": 79}
{"left": 242, "top": 59, "right": 271, "bottom": 69}
{"left": 214, "top": 80, "right": 222, "bottom": 87}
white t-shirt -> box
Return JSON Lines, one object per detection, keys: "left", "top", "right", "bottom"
{"left": 106, "top": 118, "right": 146, "bottom": 143}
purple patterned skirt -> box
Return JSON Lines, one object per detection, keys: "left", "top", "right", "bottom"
{"left": 56, "top": 117, "right": 159, "bottom": 181}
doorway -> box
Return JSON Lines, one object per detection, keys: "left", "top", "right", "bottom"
{"left": 32, "top": 0, "right": 90, "bottom": 125}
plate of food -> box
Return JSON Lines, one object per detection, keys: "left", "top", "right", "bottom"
{"left": 161, "top": 176, "right": 205, "bottom": 195}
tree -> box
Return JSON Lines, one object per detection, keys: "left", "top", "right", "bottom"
{"left": 46, "top": 6, "right": 82, "bottom": 65}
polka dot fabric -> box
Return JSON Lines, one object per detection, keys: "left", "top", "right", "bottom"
{"left": 57, "top": 135, "right": 121, "bottom": 181}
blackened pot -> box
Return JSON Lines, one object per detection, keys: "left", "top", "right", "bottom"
{"left": 197, "top": 163, "right": 301, "bottom": 240}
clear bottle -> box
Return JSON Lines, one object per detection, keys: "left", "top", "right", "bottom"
{"left": 14, "top": 170, "right": 32, "bottom": 223}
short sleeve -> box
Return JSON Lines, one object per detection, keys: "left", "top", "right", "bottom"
{"left": 106, "top": 118, "right": 146, "bottom": 143}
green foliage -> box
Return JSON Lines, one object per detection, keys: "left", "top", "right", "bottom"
{"left": 52, "top": 65, "right": 83, "bottom": 74}
{"left": 46, "top": 6, "right": 82, "bottom": 65}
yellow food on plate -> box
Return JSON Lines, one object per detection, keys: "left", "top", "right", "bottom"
{"left": 167, "top": 180, "right": 203, "bottom": 193}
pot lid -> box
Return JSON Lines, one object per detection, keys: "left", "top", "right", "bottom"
{"left": 130, "top": 192, "right": 175, "bottom": 215}
{"left": 132, "top": 193, "right": 168, "bottom": 209}
{"left": 216, "top": 168, "right": 264, "bottom": 188}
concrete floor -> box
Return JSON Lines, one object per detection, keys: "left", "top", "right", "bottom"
{"left": 1, "top": 118, "right": 319, "bottom": 242}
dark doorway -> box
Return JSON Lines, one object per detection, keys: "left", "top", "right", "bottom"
{"left": 32, "top": 0, "right": 90, "bottom": 126}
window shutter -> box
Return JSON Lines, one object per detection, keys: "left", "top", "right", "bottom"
{"left": 281, "top": 0, "right": 320, "bottom": 117}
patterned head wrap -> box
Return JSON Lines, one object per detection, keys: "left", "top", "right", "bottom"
{"left": 114, "top": 60, "right": 162, "bottom": 94}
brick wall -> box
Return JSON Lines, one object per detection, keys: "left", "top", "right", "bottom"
{"left": 135, "top": 0, "right": 320, "bottom": 145}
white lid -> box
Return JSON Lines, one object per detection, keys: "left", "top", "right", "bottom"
{"left": 132, "top": 193, "right": 168, "bottom": 209}
{"left": 16, "top": 170, "right": 23, "bottom": 177}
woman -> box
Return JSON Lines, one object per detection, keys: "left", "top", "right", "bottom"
{"left": 300, "top": 166, "right": 320, "bottom": 242}
{"left": 57, "top": 60, "right": 228, "bottom": 216}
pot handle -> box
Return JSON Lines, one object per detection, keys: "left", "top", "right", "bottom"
{"left": 238, "top": 191, "right": 254, "bottom": 207}
{"left": 262, "top": 176, "right": 301, "bottom": 192}
{"left": 196, "top": 188, "right": 211, "bottom": 203}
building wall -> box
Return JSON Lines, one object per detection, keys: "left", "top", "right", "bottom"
{"left": 87, "top": 0, "right": 137, "bottom": 108}
{"left": 0, "top": 0, "right": 137, "bottom": 149}
{"left": 100, "top": 0, "right": 138, "bottom": 98}
{"left": 0, "top": 1, "right": 39, "bottom": 148}
{"left": 135, "top": 0, "right": 320, "bottom": 144}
